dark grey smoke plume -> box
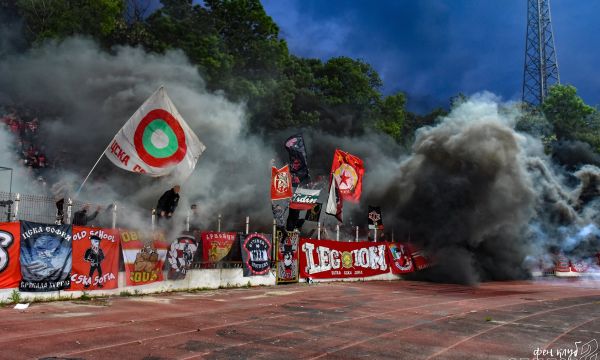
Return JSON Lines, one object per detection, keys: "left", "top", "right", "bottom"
{"left": 367, "top": 96, "right": 600, "bottom": 284}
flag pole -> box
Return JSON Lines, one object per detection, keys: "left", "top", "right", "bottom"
{"left": 75, "top": 141, "right": 111, "bottom": 197}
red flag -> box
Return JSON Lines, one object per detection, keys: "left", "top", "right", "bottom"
{"left": 271, "top": 165, "right": 293, "bottom": 200}
{"left": 0, "top": 222, "right": 21, "bottom": 289}
{"left": 331, "top": 149, "right": 364, "bottom": 203}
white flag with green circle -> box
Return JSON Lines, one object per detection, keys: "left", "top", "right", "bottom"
{"left": 104, "top": 86, "right": 206, "bottom": 179}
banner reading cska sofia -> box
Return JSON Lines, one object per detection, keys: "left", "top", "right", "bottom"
{"left": 239, "top": 233, "right": 272, "bottom": 277}
{"left": 120, "top": 230, "right": 170, "bottom": 286}
{"left": 20, "top": 221, "right": 72, "bottom": 292}
{"left": 69, "top": 227, "right": 120, "bottom": 290}
{"left": 299, "top": 238, "right": 390, "bottom": 279}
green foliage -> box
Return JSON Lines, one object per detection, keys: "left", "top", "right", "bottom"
{"left": 16, "top": 0, "right": 124, "bottom": 46}
{"left": 375, "top": 92, "right": 407, "bottom": 141}
{"left": 79, "top": 291, "right": 92, "bottom": 301}
{"left": 541, "top": 85, "right": 596, "bottom": 141}
{"left": 10, "top": 289, "right": 21, "bottom": 304}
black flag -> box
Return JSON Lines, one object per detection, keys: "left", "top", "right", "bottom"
{"left": 305, "top": 203, "right": 322, "bottom": 222}
{"left": 368, "top": 206, "right": 383, "bottom": 230}
{"left": 285, "top": 134, "right": 310, "bottom": 186}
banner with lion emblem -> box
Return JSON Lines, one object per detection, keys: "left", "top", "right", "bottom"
{"left": 120, "top": 230, "right": 170, "bottom": 286}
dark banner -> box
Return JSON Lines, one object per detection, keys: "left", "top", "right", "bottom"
{"left": 285, "top": 134, "right": 310, "bottom": 186}
{"left": 201, "top": 231, "right": 237, "bottom": 263}
{"left": 69, "top": 227, "right": 120, "bottom": 291}
{"left": 0, "top": 222, "right": 21, "bottom": 289}
{"left": 387, "top": 242, "right": 414, "bottom": 274}
{"left": 305, "top": 203, "right": 322, "bottom": 222}
{"left": 299, "top": 238, "right": 389, "bottom": 279}
{"left": 167, "top": 233, "right": 199, "bottom": 280}
{"left": 240, "top": 233, "right": 272, "bottom": 277}
{"left": 276, "top": 230, "right": 299, "bottom": 284}
{"left": 20, "top": 221, "right": 72, "bottom": 292}
{"left": 367, "top": 206, "right": 384, "bottom": 230}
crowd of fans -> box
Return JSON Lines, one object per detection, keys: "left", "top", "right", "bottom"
{"left": 0, "top": 105, "right": 65, "bottom": 190}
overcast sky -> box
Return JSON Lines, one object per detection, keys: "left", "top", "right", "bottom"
{"left": 262, "top": 0, "right": 600, "bottom": 112}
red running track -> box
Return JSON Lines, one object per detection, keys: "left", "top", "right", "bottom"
{"left": 0, "top": 279, "right": 599, "bottom": 359}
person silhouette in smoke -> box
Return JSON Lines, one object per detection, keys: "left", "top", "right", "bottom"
{"left": 156, "top": 185, "right": 180, "bottom": 225}
{"left": 84, "top": 235, "right": 105, "bottom": 288}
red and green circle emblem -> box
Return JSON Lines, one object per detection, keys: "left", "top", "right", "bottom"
{"left": 134, "top": 109, "right": 187, "bottom": 167}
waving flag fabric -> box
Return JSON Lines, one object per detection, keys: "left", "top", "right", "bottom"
{"left": 326, "top": 175, "right": 343, "bottom": 222}
{"left": 271, "top": 165, "right": 293, "bottom": 200}
{"left": 330, "top": 149, "right": 364, "bottom": 202}
{"left": 285, "top": 134, "right": 310, "bottom": 186}
{"left": 105, "top": 87, "right": 206, "bottom": 179}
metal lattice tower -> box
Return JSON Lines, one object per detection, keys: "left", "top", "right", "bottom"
{"left": 522, "top": 0, "right": 560, "bottom": 106}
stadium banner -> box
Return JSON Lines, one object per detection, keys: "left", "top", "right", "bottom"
{"left": 201, "top": 231, "right": 237, "bottom": 263}
{"left": 289, "top": 187, "right": 321, "bottom": 210}
{"left": 276, "top": 230, "right": 299, "bottom": 284}
{"left": 20, "top": 221, "right": 72, "bottom": 292}
{"left": 239, "top": 233, "right": 272, "bottom": 277}
{"left": 167, "top": 233, "right": 198, "bottom": 280}
{"left": 387, "top": 242, "right": 414, "bottom": 274}
{"left": 299, "top": 238, "right": 389, "bottom": 279}
{"left": 120, "top": 230, "right": 169, "bottom": 286}
{"left": 69, "top": 227, "right": 119, "bottom": 291}
{"left": 0, "top": 222, "right": 21, "bottom": 289}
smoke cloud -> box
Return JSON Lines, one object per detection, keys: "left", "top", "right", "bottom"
{"left": 1, "top": 34, "right": 598, "bottom": 284}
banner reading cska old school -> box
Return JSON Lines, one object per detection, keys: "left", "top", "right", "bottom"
{"left": 167, "top": 233, "right": 198, "bottom": 280}
{"left": 201, "top": 231, "right": 237, "bottom": 263}
{"left": 105, "top": 86, "right": 206, "bottom": 179}
{"left": 240, "top": 233, "right": 272, "bottom": 277}
{"left": 120, "top": 230, "right": 170, "bottom": 286}
{"left": 20, "top": 221, "right": 72, "bottom": 292}
{"left": 69, "top": 227, "right": 120, "bottom": 291}
{"left": 300, "top": 239, "right": 389, "bottom": 279}
{"left": 276, "top": 230, "right": 299, "bottom": 284}
{"left": 0, "top": 222, "right": 21, "bottom": 289}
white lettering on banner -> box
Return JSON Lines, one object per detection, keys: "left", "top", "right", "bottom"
{"left": 302, "top": 242, "right": 319, "bottom": 273}
{"left": 21, "top": 226, "right": 43, "bottom": 239}
{"left": 73, "top": 229, "right": 116, "bottom": 242}
{"left": 303, "top": 242, "right": 388, "bottom": 275}
{"left": 71, "top": 272, "right": 116, "bottom": 286}
{"left": 369, "top": 246, "right": 387, "bottom": 270}
{"left": 0, "top": 230, "right": 14, "bottom": 272}
{"left": 330, "top": 250, "right": 341, "bottom": 268}
{"left": 317, "top": 246, "right": 332, "bottom": 271}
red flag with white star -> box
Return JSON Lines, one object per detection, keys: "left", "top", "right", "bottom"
{"left": 330, "top": 149, "right": 364, "bottom": 203}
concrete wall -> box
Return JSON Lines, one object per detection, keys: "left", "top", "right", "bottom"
{"left": 0, "top": 268, "right": 276, "bottom": 302}
{"left": 0, "top": 268, "right": 403, "bottom": 302}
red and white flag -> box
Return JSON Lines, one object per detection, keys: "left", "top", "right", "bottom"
{"left": 271, "top": 165, "right": 293, "bottom": 200}
{"left": 325, "top": 175, "right": 343, "bottom": 222}
{"left": 105, "top": 87, "right": 206, "bottom": 179}
{"left": 330, "top": 149, "right": 364, "bottom": 203}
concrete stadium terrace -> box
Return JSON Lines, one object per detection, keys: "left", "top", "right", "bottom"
{"left": 1, "top": 279, "right": 599, "bottom": 359}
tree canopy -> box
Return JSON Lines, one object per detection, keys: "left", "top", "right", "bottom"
{"left": 4, "top": 0, "right": 598, "bottom": 151}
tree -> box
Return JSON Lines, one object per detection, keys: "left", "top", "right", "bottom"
{"left": 16, "top": 0, "right": 124, "bottom": 46}
{"left": 541, "top": 85, "right": 596, "bottom": 141}
{"left": 375, "top": 92, "right": 407, "bottom": 142}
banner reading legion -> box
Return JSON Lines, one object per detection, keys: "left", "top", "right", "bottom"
{"left": 299, "top": 239, "right": 389, "bottom": 279}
